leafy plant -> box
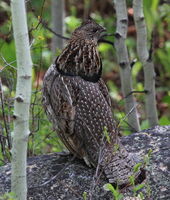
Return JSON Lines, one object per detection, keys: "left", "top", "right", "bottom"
{"left": 103, "top": 183, "right": 123, "bottom": 200}
{"left": 83, "top": 191, "right": 87, "bottom": 200}
{"left": 133, "top": 162, "right": 142, "bottom": 173}
{"left": 144, "top": 149, "right": 152, "bottom": 166}
{"left": 129, "top": 162, "right": 145, "bottom": 196}
{"left": 103, "top": 126, "right": 111, "bottom": 144}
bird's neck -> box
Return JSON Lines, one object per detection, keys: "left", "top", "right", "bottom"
{"left": 56, "top": 38, "right": 102, "bottom": 82}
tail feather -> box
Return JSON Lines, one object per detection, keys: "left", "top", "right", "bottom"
{"left": 101, "top": 142, "right": 141, "bottom": 186}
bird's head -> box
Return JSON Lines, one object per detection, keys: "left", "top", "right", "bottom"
{"left": 56, "top": 18, "right": 105, "bottom": 81}
{"left": 71, "top": 19, "right": 106, "bottom": 42}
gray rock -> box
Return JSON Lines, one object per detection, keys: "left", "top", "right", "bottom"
{"left": 0, "top": 125, "right": 169, "bottom": 199}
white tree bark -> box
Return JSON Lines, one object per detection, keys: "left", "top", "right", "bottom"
{"left": 113, "top": 0, "right": 140, "bottom": 131}
{"left": 11, "top": 0, "right": 32, "bottom": 199}
{"left": 133, "top": 0, "right": 158, "bottom": 127}
{"left": 51, "top": 0, "right": 65, "bottom": 60}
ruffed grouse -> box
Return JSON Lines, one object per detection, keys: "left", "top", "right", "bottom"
{"left": 42, "top": 19, "right": 142, "bottom": 186}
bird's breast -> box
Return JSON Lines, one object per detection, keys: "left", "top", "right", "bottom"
{"left": 56, "top": 41, "right": 102, "bottom": 82}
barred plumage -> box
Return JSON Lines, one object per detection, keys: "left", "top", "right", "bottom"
{"left": 42, "top": 19, "right": 142, "bottom": 186}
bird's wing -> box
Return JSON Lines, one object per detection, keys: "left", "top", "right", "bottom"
{"left": 98, "top": 78, "right": 112, "bottom": 107}
{"left": 72, "top": 78, "right": 116, "bottom": 165}
{"left": 42, "top": 65, "right": 86, "bottom": 158}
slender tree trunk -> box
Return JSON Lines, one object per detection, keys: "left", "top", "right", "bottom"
{"left": 113, "top": 0, "right": 140, "bottom": 131}
{"left": 133, "top": 0, "right": 158, "bottom": 127}
{"left": 51, "top": 0, "right": 65, "bottom": 60}
{"left": 11, "top": 0, "right": 32, "bottom": 199}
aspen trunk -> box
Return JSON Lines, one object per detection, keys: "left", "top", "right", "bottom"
{"left": 133, "top": 0, "right": 158, "bottom": 127}
{"left": 113, "top": 0, "right": 140, "bottom": 131}
{"left": 51, "top": 0, "right": 65, "bottom": 60}
{"left": 11, "top": 0, "right": 32, "bottom": 199}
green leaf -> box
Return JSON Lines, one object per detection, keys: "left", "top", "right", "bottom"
{"left": 148, "top": 149, "right": 152, "bottom": 158}
{"left": 144, "top": 149, "right": 152, "bottom": 166}
{"left": 160, "top": 116, "right": 170, "bottom": 126}
{"left": 103, "top": 126, "right": 111, "bottom": 144}
{"left": 98, "top": 43, "right": 111, "bottom": 53}
{"left": 129, "top": 175, "right": 135, "bottom": 186}
{"left": 151, "top": 0, "right": 159, "bottom": 11}
{"left": 65, "top": 16, "right": 81, "bottom": 32}
{"left": 103, "top": 184, "right": 123, "bottom": 200}
{"left": 133, "top": 183, "right": 145, "bottom": 193}
{"left": 139, "top": 192, "right": 145, "bottom": 200}
{"left": 141, "top": 120, "right": 149, "bottom": 130}
{"left": 133, "top": 162, "right": 142, "bottom": 173}
{"left": 83, "top": 191, "right": 87, "bottom": 200}
{"left": 0, "top": 192, "right": 16, "bottom": 200}
{"left": 162, "top": 95, "right": 170, "bottom": 105}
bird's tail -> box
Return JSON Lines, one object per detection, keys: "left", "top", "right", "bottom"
{"left": 101, "top": 141, "right": 143, "bottom": 187}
